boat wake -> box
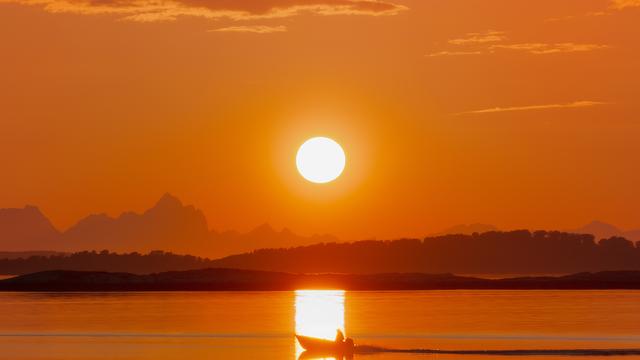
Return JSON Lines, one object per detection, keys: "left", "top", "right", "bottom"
{"left": 355, "top": 345, "right": 640, "bottom": 356}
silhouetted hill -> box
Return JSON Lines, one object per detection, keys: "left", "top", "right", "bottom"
{"left": 0, "top": 206, "right": 61, "bottom": 251}
{"left": 572, "top": 220, "right": 640, "bottom": 242}
{"left": 2, "top": 268, "right": 640, "bottom": 291}
{"left": 2, "top": 231, "right": 639, "bottom": 276}
{"left": 209, "top": 230, "right": 640, "bottom": 275}
{"left": 2, "top": 197, "right": 639, "bottom": 268}
{"left": 626, "top": 230, "right": 640, "bottom": 241}
{"left": 210, "top": 224, "right": 337, "bottom": 258}
{"left": 575, "top": 221, "right": 621, "bottom": 239}
{"left": 0, "top": 194, "right": 338, "bottom": 258}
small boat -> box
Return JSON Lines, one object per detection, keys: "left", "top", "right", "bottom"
{"left": 296, "top": 334, "right": 354, "bottom": 354}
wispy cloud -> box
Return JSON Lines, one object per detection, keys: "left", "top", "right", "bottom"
{"left": 427, "top": 29, "right": 608, "bottom": 57}
{"left": 545, "top": 11, "right": 608, "bottom": 22}
{"left": 546, "top": 0, "right": 640, "bottom": 21}
{"left": 490, "top": 42, "right": 609, "bottom": 55}
{"left": 426, "top": 50, "right": 483, "bottom": 57}
{"left": 455, "top": 101, "right": 608, "bottom": 115}
{"left": 611, "top": 0, "right": 640, "bottom": 9}
{"left": 448, "top": 30, "right": 506, "bottom": 45}
{"left": 211, "top": 25, "right": 287, "bottom": 34}
{"left": 0, "top": 0, "right": 408, "bottom": 23}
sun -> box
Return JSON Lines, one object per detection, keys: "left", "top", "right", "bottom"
{"left": 296, "top": 137, "right": 346, "bottom": 184}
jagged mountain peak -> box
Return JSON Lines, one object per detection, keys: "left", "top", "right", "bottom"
{"left": 152, "top": 193, "right": 183, "bottom": 209}
{"left": 249, "top": 223, "right": 277, "bottom": 236}
{"left": 0, "top": 205, "right": 61, "bottom": 251}
{"left": 574, "top": 220, "right": 623, "bottom": 240}
{"left": 1, "top": 194, "right": 339, "bottom": 257}
{"left": 581, "top": 220, "right": 621, "bottom": 232}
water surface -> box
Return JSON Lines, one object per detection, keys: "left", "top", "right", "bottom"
{"left": 1, "top": 290, "right": 639, "bottom": 360}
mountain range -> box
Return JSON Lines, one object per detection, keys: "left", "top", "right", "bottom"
{"left": 0, "top": 194, "right": 336, "bottom": 258}
{"left": 571, "top": 221, "right": 640, "bottom": 243}
{"left": 0, "top": 194, "right": 638, "bottom": 259}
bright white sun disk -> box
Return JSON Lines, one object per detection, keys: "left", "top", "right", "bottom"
{"left": 296, "top": 137, "right": 346, "bottom": 184}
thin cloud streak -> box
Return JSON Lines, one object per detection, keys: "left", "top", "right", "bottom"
{"left": 546, "top": 0, "right": 640, "bottom": 21}
{"left": 448, "top": 30, "right": 506, "bottom": 45}
{"left": 545, "top": 11, "right": 608, "bottom": 22}
{"left": 426, "top": 50, "right": 483, "bottom": 57}
{"left": 0, "top": 0, "right": 408, "bottom": 22}
{"left": 211, "top": 25, "right": 287, "bottom": 33}
{"left": 455, "top": 101, "right": 608, "bottom": 115}
{"left": 611, "top": 0, "right": 640, "bottom": 9}
{"left": 491, "top": 43, "right": 609, "bottom": 55}
{"left": 428, "top": 29, "right": 608, "bottom": 57}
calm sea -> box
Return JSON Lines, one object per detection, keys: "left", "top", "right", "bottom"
{"left": 1, "top": 290, "right": 639, "bottom": 360}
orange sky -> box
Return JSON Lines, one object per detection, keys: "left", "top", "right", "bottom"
{"left": 1, "top": 0, "right": 639, "bottom": 240}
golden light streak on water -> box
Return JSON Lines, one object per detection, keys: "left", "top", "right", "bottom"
{"left": 294, "top": 290, "right": 345, "bottom": 359}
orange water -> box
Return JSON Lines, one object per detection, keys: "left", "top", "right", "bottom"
{"left": 0, "top": 290, "right": 639, "bottom": 360}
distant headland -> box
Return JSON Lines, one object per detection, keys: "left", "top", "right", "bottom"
{"left": 2, "top": 268, "right": 640, "bottom": 291}
{"left": 2, "top": 229, "right": 640, "bottom": 276}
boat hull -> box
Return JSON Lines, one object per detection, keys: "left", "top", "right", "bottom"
{"left": 295, "top": 335, "right": 354, "bottom": 354}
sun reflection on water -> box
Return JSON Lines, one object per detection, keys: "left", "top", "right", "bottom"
{"left": 294, "top": 290, "right": 345, "bottom": 359}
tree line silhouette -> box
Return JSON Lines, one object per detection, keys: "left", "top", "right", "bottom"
{"left": 1, "top": 230, "right": 639, "bottom": 275}
{"left": 214, "top": 230, "right": 640, "bottom": 274}
{"left": 0, "top": 250, "right": 217, "bottom": 275}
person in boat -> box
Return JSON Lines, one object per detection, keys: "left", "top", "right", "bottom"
{"left": 344, "top": 337, "right": 354, "bottom": 349}
{"left": 295, "top": 331, "right": 354, "bottom": 359}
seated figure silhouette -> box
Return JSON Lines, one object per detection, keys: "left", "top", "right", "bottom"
{"left": 344, "top": 337, "right": 354, "bottom": 348}
{"left": 335, "top": 329, "right": 344, "bottom": 343}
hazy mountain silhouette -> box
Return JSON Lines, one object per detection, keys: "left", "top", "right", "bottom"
{"left": 64, "top": 193, "right": 210, "bottom": 254}
{"left": 626, "top": 230, "right": 640, "bottom": 241}
{"left": 209, "top": 224, "right": 337, "bottom": 258}
{"left": 0, "top": 206, "right": 61, "bottom": 251}
{"left": 1, "top": 197, "right": 638, "bottom": 266}
{"left": 572, "top": 220, "right": 640, "bottom": 242}
{"left": 0, "top": 194, "right": 337, "bottom": 258}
